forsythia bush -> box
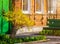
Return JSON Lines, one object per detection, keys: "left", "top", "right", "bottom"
{"left": 3, "top": 10, "right": 34, "bottom": 29}
{"left": 3, "top": 10, "right": 34, "bottom": 38}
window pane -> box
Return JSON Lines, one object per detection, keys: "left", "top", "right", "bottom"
{"left": 35, "top": 0, "right": 41, "bottom": 11}
{"left": 48, "top": 0, "right": 56, "bottom": 14}
{"left": 48, "top": 0, "right": 51, "bottom": 11}
{"left": 23, "top": 0, "right": 28, "bottom": 11}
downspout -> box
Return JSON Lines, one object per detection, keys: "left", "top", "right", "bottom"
{"left": 44, "top": 0, "right": 48, "bottom": 26}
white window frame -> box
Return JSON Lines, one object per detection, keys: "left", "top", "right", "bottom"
{"left": 35, "top": 0, "right": 44, "bottom": 14}
{"left": 22, "top": 0, "right": 30, "bottom": 14}
{"left": 48, "top": 0, "right": 56, "bottom": 14}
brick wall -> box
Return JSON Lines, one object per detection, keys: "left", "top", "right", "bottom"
{"left": 14, "top": 0, "right": 60, "bottom": 27}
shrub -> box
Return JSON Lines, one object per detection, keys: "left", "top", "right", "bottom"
{"left": 39, "top": 29, "right": 60, "bottom": 36}
{"left": 3, "top": 10, "right": 34, "bottom": 38}
{"left": 0, "top": 34, "right": 46, "bottom": 43}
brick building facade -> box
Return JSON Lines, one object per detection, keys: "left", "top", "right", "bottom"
{"left": 14, "top": 0, "right": 60, "bottom": 27}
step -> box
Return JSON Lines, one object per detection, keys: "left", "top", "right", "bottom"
{"left": 16, "top": 26, "right": 43, "bottom": 35}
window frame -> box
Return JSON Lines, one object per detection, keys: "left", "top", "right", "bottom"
{"left": 35, "top": 0, "right": 44, "bottom": 14}
{"left": 22, "top": 0, "right": 30, "bottom": 14}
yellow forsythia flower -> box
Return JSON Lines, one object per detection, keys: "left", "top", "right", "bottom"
{"left": 4, "top": 10, "right": 34, "bottom": 29}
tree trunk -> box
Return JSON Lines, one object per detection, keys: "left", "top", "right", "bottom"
{"left": 10, "top": 26, "right": 18, "bottom": 38}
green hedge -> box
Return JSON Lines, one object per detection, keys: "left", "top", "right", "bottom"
{"left": 0, "top": 34, "right": 46, "bottom": 44}
{"left": 39, "top": 29, "right": 60, "bottom": 36}
{"left": 47, "top": 19, "right": 60, "bottom": 27}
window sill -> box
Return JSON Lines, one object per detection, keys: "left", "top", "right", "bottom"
{"left": 22, "top": 11, "right": 30, "bottom": 14}
{"left": 48, "top": 11, "right": 56, "bottom": 14}
{"left": 35, "top": 11, "right": 43, "bottom": 14}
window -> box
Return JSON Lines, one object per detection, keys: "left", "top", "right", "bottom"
{"left": 22, "top": 0, "right": 30, "bottom": 14}
{"left": 48, "top": 0, "right": 56, "bottom": 14}
{"left": 35, "top": 0, "right": 44, "bottom": 14}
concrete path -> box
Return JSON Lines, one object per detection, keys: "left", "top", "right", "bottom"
{"left": 15, "top": 40, "right": 60, "bottom": 44}
{"left": 20, "top": 41, "right": 60, "bottom": 44}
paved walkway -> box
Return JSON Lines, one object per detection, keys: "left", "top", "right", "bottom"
{"left": 21, "top": 41, "right": 60, "bottom": 44}
{"left": 15, "top": 40, "right": 60, "bottom": 44}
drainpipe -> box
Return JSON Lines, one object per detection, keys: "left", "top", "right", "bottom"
{"left": 44, "top": 0, "right": 48, "bottom": 26}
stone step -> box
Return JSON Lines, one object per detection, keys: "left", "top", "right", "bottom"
{"left": 16, "top": 26, "right": 43, "bottom": 35}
